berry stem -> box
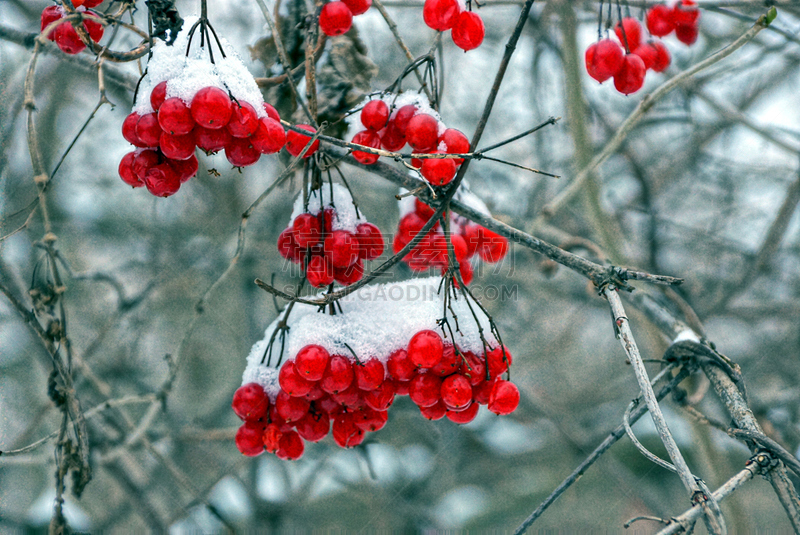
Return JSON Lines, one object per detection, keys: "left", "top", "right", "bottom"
{"left": 615, "top": 0, "right": 630, "bottom": 53}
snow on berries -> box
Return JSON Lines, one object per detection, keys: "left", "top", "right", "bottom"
{"left": 233, "top": 277, "right": 519, "bottom": 459}
{"left": 40, "top": 4, "right": 104, "bottom": 56}
{"left": 318, "top": 0, "right": 372, "bottom": 38}
{"left": 117, "top": 17, "right": 286, "bottom": 197}
{"left": 347, "top": 91, "right": 468, "bottom": 187}
{"left": 393, "top": 186, "right": 508, "bottom": 283}
{"left": 278, "top": 184, "right": 385, "bottom": 288}
{"left": 422, "top": 0, "right": 484, "bottom": 51}
{"left": 584, "top": 2, "right": 699, "bottom": 95}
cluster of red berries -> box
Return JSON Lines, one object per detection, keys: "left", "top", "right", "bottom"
{"left": 350, "top": 97, "right": 469, "bottom": 187}
{"left": 647, "top": 0, "right": 701, "bottom": 45}
{"left": 233, "top": 331, "right": 519, "bottom": 460}
{"left": 318, "top": 0, "right": 371, "bottom": 37}
{"left": 585, "top": 2, "right": 700, "bottom": 95}
{"left": 278, "top": 204, "right": 385, "bottom": 288}
{"left": 423, "top": 0, "right": 485, "bottom": 51}
{"left": 118, "top": 83, "right": 289, "bottom": 196}
{"left": 40, "top": 3, "right": 103, "bottom": 55}
{"left": 393, "top": 197, "right": 508, "bottom": 284}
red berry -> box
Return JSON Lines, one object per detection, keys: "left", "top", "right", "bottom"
{"left": 361, "top": 100, "right": 389, "bottom": 131}
{"left": 353, "top": 407, "right": 388, "bottom": 432}
{"left": 420, "top": 400, "right": 447, "bottom": 420}
{"left": 325, "top": 230, "right": 359, "bottom": 268}
{"left": 446, "top": 401, "right": 479, "bottom": 423}
{"left": 355, "top": 358, "right": 385, "bottom": 391}
{"left": 275, "top": 390, "right": 310, "bottom": 422}
{"left": 276, "top": 430, "right": 305, "bottom": 460}
{"left": 423, "top": 0, "right": 461, "bottom": 31}
{"left": 82, "top": 0, "right": 104, "bottom": 7}
{"left": 263, "top": 102, "right": 280, "bottom": 122}
{"left": 585, "top": 39, "right": 624, "bottom": 83}
{"left": 615, "top": 17, "right": 643, "bottom": 52}
{"left": 398, "top": 212, "right": 427, "bottom": 243}
{"left": 279, "top": 360, "right": 314, "bottom": 396}
{"left": 319, "top": 1, "right": 353, "bottom": 37}
{"left": 460, "top": 351, "right": 487, "bottom": 386}
{"left": 356, "top": 222, "right": 384, "bottom": 260}
{"left": 633, "top": 43, "right": 658, "bottom": 71}
{"left": 449, "top": 233, "right": 468, "bottom": 263}
{"left": 613, "top": 53, "right": 646, "bottom": 95}
{"left": 487, "top": 345, "right": 513, "bottom": 378}
{"left": 150, "top": 81, "right": 167, "bottom": 111}
{"left": 405, "top": 114, "right": 439, "bottom": 152}
{"left": 395, "top": 380, "right": 411, "bottom": 396}
{"left": 135, "top": 112, "right": 162, "bottom": 148}
{"left": 462, "top": 223, "right": 481, "bottom": 257}
{"left": 451, "top": 11, "right": 484, "bottom": 51}
{"left": 441, "top": 374, "right": 472, "bottom": 411}
{"left": 295, "top": 345, "right": 330, "bottom": 381}
{"left": 473, "top": 378, "right": 495, "bottom": 405}
{"left": 646, "top": 5, "right": 675, "bottom": 37}
{"left": 351, "top": 130, "right": 381, "bottom": 165}
{"left": 227, "top": 101, "right": 259, "bottom": 138}
{"left": 332, "top": 414, "right": 365, "bottom": 448}
{"left": 252, "top": 117, "right": 286, "bottom": 154}
{"left": 409, "top": 373, "right": 443, "bottom": 408}
{"left": 306, "top": 254, "right": 335, "bottom": 287}
{"left": 457, "top": 260, "right": 474, "bottom": 286}
{"left": 225, "top": 137, "right": 261, "bottom": 167}
{"left": 303, "top": 384, "right": 326, "bottom": 401}
{"left": 295, "top": 410, "right": 330, "bottom": 442}
{"left": 195, "top": 126, "right": 232, "bottom": 153}
{"left": 387, "top": 349, "right": 416, "bottom": 381}
{"left": 477, "top": 228, "right": 509, "bottom": 262}
{"left": 55, "top": 22, "right": 86, "bottom": 55}
{"left": 440, "top": 128, "right": 469, "bottom": 164}
{"left": 132, "top": 149, "right": 161, "bottom": 182}
{"left": 235, "top": 421, "right": 265, "bottom": 456}
{"left": 408, "top": 330, "right": 444, "bottom": 369}
{"left": 393, "top": 105, "right": 418, "bottom": 135}
{"left": 118, "top": 152, "right": 142, "bottom": 187}
{"left": 675, "top": 23, "right": 698, "bottom": 45}
{"left": 650, "top": 40, "right": 671, "bottom": 72}
{"left": 278, "top": 228, "right": 302, "bottom": 262}
{"left": 82, "top": 14, "right": 104, "bottom": 43}
{"left": 414, "top": 199, "right": 435, "bottom": 219}
{"left": 160, "top": 131, "right": 195, "bottom": 160}
{"left": 488, "top": 379, "right": 520, "bottom": 415}
{"left": 293, "top": 213, "right": 322, "bottom": 248}
{"left": 286, "top": 125, "right": 319, "bottom": 158}
{"left": 430, "top": 344, "right": 459, "bottom": 377}
{"left": 40, "top": 6, "right": 62, "bottom": 40}
{"left": 333, "top": 260, "right": 364, "bottom": 286}
{"left": 122, "top": 113, "right": 146, "bottom": 147}
{"left": 380, "top": 124, "right": 406, "bottom": 151}
{"left": 232, "top": 383, "right": 271, "bottom": 421}
{"left": 363, "top": 381, "right": 395, "bottom": 410}
{"left": 320, "top": 355, "right": 354, "bottom": 394}
{"left": 263, "top": 423, "right": 283, "bottom": 453}
{"left": 191, "top": 87, "right": 233, "bottom": 129}
{"left": 158, "top": 98, "right": 195, "bottom": 135}
{"left": 171, "top": 154, "right": 198, "bottom": 183}
{"left": 421, "top": 153, "right": 457, "bottom": 186}
{"left": 342, "top": 0, "right": 371, "bottom": 16}
{"left": 672, "top": 0, "right": 699, "bottom": 27}
{"left": 331, "top": 383, "right": 363, "bottom": 408}
{"left": 144, "top": 162, "right": 181, "bottom": 197}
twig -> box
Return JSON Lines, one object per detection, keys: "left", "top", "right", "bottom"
{"left": 513, "top": 364, "right": 692, "bottom": 534}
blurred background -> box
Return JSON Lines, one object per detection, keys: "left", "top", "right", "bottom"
{"left": 1, "top": 0, "right": 799, "bottom": 531}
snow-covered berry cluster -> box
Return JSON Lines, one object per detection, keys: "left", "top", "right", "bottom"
{"left": 233, "top": 278, "right": 520, "bottom": 460}
{"left": 40, "top": 4, "right": 103, "bottom": 55}
{"left": 423, "top": 0, "right": 485, "bottom": 51}
{"left": 585, "top": 1, "right": 700, "bottom": 95}
{"left": 393, "top": 189, "right": 509, "bottom": 284}
{"left": 278, "top": 184, "right": 385, "bottom": 288}
{"left": 318, "top": 0, "right": 372, "bottom": 37}
{"left": 347, "top": 92, "right": 470, "bottom": 187}
{"left": 117, "top": 17, "right": 286, "bottom": 197}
